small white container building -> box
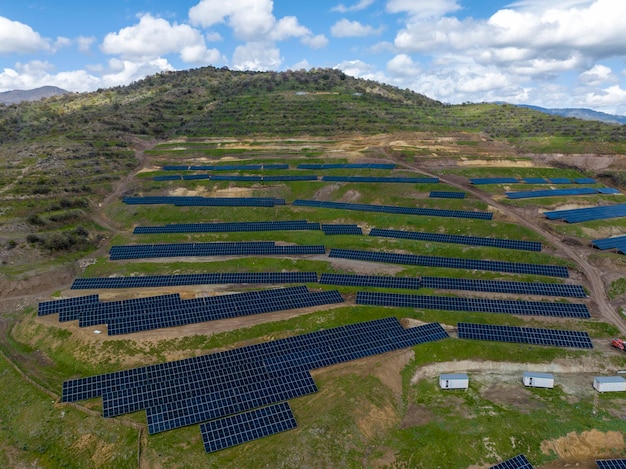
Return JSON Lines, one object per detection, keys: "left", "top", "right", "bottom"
{"left": 593, "top": 376, "right": 626, "bottom": 393}
{"left": 523, "top": 372, "right": 554, "bottom": 389}
{"left": 439, "top": 373, "right": 469, "bottom": 390}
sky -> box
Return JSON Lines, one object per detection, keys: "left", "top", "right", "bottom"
{"left": 1, "top": 0, "right": 626, "bottom": 114}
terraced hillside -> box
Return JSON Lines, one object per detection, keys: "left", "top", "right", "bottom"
{"left": 1, "top": 69, "right": 626, "bottom": 468}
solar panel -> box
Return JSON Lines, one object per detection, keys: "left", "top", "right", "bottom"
{"left": 429, "top": 191, "right": 466, "bottom": 199}
{"left": 153, "top": 175, "right": 182, "bottom": 181}
{"left": 146, "top": 370, "right": 316, "bottom": 434}
{"left": 122, "top": 196, "right": 284, "bottom": 207}
{"left": 545, "top": 203, "right": 626, "bottom": 223}
{"left": 293, "top": 200, "right": 493, "bottom": 220}
{"left": 574, "top": 178, "right": 597, "bottom": 184}
{"left": 592, "top": 235, "right": 626, "bottom": 254}
{"left": 133, "top": 220, "right": 321, "bottom": 234}
{"left": 37, "top": 294, "right": 100, "bottom": 316}
{"left": 597, "top": 188, "right": 621, "bottom": 195}
{"left": 297, "top": 163, "right": 395, "bottom": 169}
{"left": 597, "top": 459, "right": 626, "bottom": 469}
{"left": 319, "top": 273, "right": 421, "bottom": 290}
{"left": 369, "top": 228, "right": 541, "bottom": 251}
{"left": 421, "top": 276, "right": 586, "bottom": 298}
{"left": 71, "top": 272, "right": 319, "bottom": 289}
{"left": 470, "top": 178, "right": 519, "bottom": 185}
{"left": 523, "top": 178, "right": 547, "bottom": 184}
{"left": 322, "top": 176, "right": 438, "bottom": 183}
{"left": 549, "top": 178, "right": 572, "bottom": 184}
{"left": 329, "top": 249, "right": 568, "bottom": 277}
{"left": 109, "top": 242, "right": 326, "bottom": 260}
{"left": 506, "top": 188, "right": 598, "bottom": 199}
{"left": 458, "top": 322, "right": 593, "bottom": 349}
{"left": 356, "top": 291, "right": 590, "bottom": 317}
{"left": 489, "top": 454, "right": 534, "bottom": 469}
{"left": 200, "top": 402, "right": 297, "bottom": 453}
{"left": 321, "top": 224, "right": 363, "bottom": 235}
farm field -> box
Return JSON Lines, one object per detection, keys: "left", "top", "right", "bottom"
{"left": 2, "top": 132, "right": 626, "bottom": 469}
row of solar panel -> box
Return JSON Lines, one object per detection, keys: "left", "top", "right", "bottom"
{"left": 132, "top": 221, "right": 362, "bottom": 235}
{"left": 591, "top": 235, "right": 626, "bottom": 255}
{"left": 68, "top": 272, "right": 585, "bottom": 298}
{"left": 163, "top": 164, "right": 272, "bottom": 171}
{"left": 109, "top": 242, "right": 326, "bottom": 260}
{"left": 293, "top": 199, "right": 493, "bottom": 220}
{"left": 122, "top": 196, "right": 286, "bottom": 207}
{"left": 43, "top": 286, "right": 344, "bottom": 336}
{"left": 506, "top": 188, "right": 620, "bottom": 199}
{"left": 369, "top": 228, "right": 542, "bottom": 252}
{"left": 321, "top": 176, "right": 438, "bottom": 183}
{"left": 429, "top": 191, "right": 466, "bottom": 199}
{"left": 155, "top": 174, "right": 319, "bottom": 182}
{"left": 596, "top": 460, "right": 626, "bottom": 469}
{"left": 471, "top": 177, "right": 597, "bottom": 185}
{"left": 297, "top": 163, "right": 395, "bottom": 169}
{"left": 329, "top": 248, "right": 569, "bottom": 278}
{"left": 70, "top": 272, "right": 318, "bottom": 290}
{"left": 356, "top": 291, "right": 590, "bottom": 318}
{"left": 545, "top": 203, "right": 626, "bottom": 223}
{"left": 457, "top": 322, "right": 593, "bottom": 349}
{"left": 61, "top": 318, "right": 449, "bottom": 449}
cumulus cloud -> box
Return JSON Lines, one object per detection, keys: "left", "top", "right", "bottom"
{"left": 331, "top": 0, "right": 375, "bottom": 13}
{"left": 331, "top": 19, "right": 383, "bottom": 38}
{"left": 77, "top": 36, "right": 96, "bottom": 54}
{"left": 0, "top": 17, "right": 51, "bottom": 54}
{"left": 232, "top": 42, "right": 282, "bottom": 71}
{"left": 101, "top": 13, "right": 221, "bottom": 65}
{"left": 386, "top": 0, "right": 461, "bottom": 18}
{"left": 302, "top": 34, "right": 329, "bottom": 49}
{"left": 386, "top": 54, "right": 420, "bottom": 77}
{"left": 189, "top": 0, "right": 275, "bottom": 41}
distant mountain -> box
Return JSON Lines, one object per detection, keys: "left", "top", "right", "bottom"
{"left": 0, "top": 86, "right": 69, "bottom": 104}
{"left": 516, "top": 104, "right": 626, "bottom": 125}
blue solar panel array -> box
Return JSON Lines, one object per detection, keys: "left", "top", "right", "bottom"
{"left": 592, "top": 235, "right": 626, "bottom": 254}
{"left": 523, "top": 178, "right": 547, "bottom": 184}
{"left": 153, "top": 175, "right": 182, "bottom": 181}
{"left": 133, "top": 220, "right": 321, "bottom": 234}
{"left": 458, "top": 322, "right": 593, "bottom": 349}
{"left": 123, "top": 196, "right": 285, "bottom": 207}
{"left": 297, "top": 163, "right": 395, "bottom": 169}
{"left": 545, "top": 203, "right": 626, "bottom": 223}
{"left": 506, "top": 188, "right": 599, "bottom": 199}
{"left": 470, "top": 178, "right": 520, "bottom": 185}
{"left": 321, "top": 224, "right": 363, "bottom": 235}
{"left": 110, "top": 242, "right": 326, "bottom": 260}
{"left": 38, "top": 294, "right": 100, "bottom": 316}
{"left": 329, "top": 248, "right": 568, "bottom": 277}
{"left": 549, "top": 178, "right": 572, "bottom": 184}
{"left": 182, "top": 174, "right": 210, "bottom": 180}
{"left": 597, "top": 459, "right": 626, "bottom": 469}
{"left": 46, "top": 286, "right": 344, "bottom": 335}
{"left": 597, "top": 188, "right": 621, "bottom": 195}
{"left": 369, "top": 228, "right": 541, "bottom": 252}
{"left": 201, "top": 402, "right": 298, "bottom": 453}
{"left": 489, "top": 454, "right": 534, "bottom": 469}
{"left": 356, "top": 291, "right": 590, "bottom": 317}
{"left": 61, "top": 318, "right": 449, "bottom": 451}
{"left": 293, "top": 200, "right": 493, "bottom": 220}
{"left": 575, "top": 178, "right": 597, "bottom": 184}
{"left": 71, "top": 272, "right": 318, "bottom": 289}
{"left": 421, "top": 276, "right": 585, "bottom": 298}
{"left": 322, "top": 176, "right": 438, "bottom": 183}
{"left": 429, "top": 191, "right": 466, "bottom": 199}
{"left": 163, "top": 164, "right": 264, "bottom": 171}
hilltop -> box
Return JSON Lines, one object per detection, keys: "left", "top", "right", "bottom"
{"left": 0, "top": 85, "right": 68, "bottom": 105}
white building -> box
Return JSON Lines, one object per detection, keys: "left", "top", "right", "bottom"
{"left": 523, "top": 372, "right": 554, "bottom": 389}
{"left": 593, "top": 376, "right": 626, "bottom": 393}
{"left": 439, "top": 373, "right": 469, "bottom": 390}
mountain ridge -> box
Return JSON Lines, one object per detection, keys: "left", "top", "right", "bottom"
{"left": 0, "top": 85, "right": 69, "bottom": 104}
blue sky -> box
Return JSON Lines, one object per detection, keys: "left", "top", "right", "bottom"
{"left": 1, "top": 0, "right": 626, "bottom": 113}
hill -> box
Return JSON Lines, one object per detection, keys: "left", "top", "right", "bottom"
{"left": 2, "top": 67, "right": 626, "bottom": 468}
{"left": 0, "top": 85, "right": 68, "bottom": 105}
{"left": 517, "top": 104, "right": 626, "bottom": 125}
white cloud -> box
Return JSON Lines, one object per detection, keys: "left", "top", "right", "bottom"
{"left": 270, "top": 16, "right": 311, "bottom": 41}
{"left": 331, "top": 19, "right": 383, "bottom": 38}
{"left": 582, "top": 84, "right": 626, "bottom": 110}
{"left": 335, "top": 59, "right": 388, "bottom": 82}
{"left": 101, "top": 58, "right": 174, "bottom": 88}
{"left": 0, "top": 17, "right": 50, "bottom": 54}
{"left": 386, "top": 0, "right": 461, "bottom": 18}
{"left": 205, "top": 32, "right": 223, "bottom": 42}
{"left": 189, "top": 0, "right": 275, "bottom": 41}
{"left": 232, "top": 42, "right": 282, "bottom": 71}
{"left": 331, "top": 0, "right": 375, "bottom": 13}
{"left": 101, "top": 13, "right": 221, "bottom": 65}
{"left": 291, "top": 59, "right": 311, "bottom": 71}
{"left": 386, "top": 54, "right": 420, "bottom": 77}
{"left": 77, "top": 36, "right": 96, "bottom": 54}
{"left": 302, "top": 34, "right": 329, "bottom": 49}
